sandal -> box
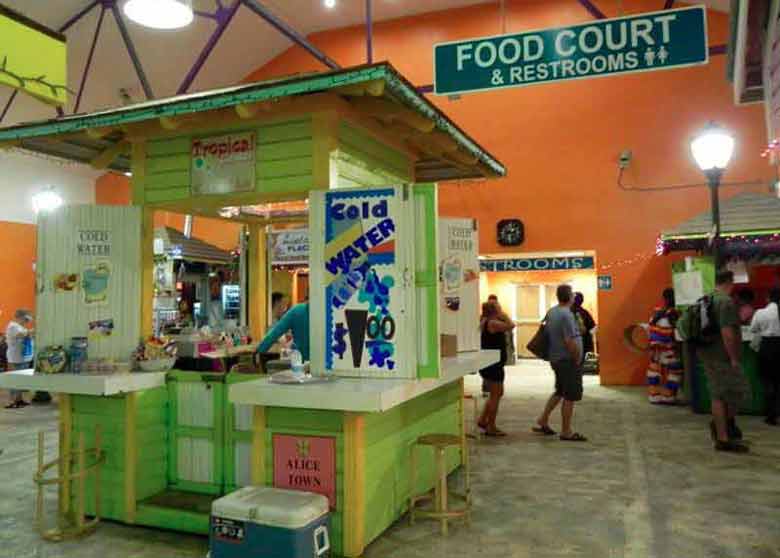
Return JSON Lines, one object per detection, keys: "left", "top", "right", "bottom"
{"left": 5, "top": 401, "right": 24, "bottom": 409}
{"left": 532, "top": 425, "right": 557, "bottom": 436}
{"left": 485, "top": 428, "right": 507, "bottom": 437}
{"left": 477, "top": 421, "right": 488, "bottom": 430}
{"left": 560, "top": 433, "right": 588, "bottom": 442}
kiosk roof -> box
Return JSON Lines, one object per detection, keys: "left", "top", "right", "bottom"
{"left": 661, "top": 192, "right": 780, "bottom": 240}
{"left": 0, "top": 63, "right": 505, "bottom": 182}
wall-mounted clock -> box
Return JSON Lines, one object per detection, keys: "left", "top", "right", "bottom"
{"left": 497, "top": 219, "right": 524, "bottom": 247}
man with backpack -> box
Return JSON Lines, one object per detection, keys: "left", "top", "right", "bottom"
{"left": 696, "top": 271, "right": 751, "bottom": 453}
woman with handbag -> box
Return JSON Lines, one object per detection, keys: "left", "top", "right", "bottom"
{"left": 478, "top": 301, "right": 515, "bottom": 436}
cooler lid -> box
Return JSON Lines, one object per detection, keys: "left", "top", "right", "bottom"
{"left": 212, "top": 486, "right": 329, "bottom": 529}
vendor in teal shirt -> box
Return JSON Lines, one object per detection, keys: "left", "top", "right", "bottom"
{"left": 256, "top": 302, "right": 310, "bottom": 361}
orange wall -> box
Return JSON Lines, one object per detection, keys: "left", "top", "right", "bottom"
{"left": 0, "top": 221, "right": 36, "bottom": 330}
{"left": 244, "top": 0, "right": 775, "bottom": 385}
{"left": 95, "top": 173, "right": 242, "bottom": 251}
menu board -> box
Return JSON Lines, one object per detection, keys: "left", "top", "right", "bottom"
{"left": 309, "top": 186, "right": 417, "bottom": 378}
{"left": 36, "top": 206, "right": 141, "bottom": 360}
{"left": 438, "top": 218, "right": 480, "bottom": 352}
{"left": 323, "top": 188, "right": 400, "bottom": 373}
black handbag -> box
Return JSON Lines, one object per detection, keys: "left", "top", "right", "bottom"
{"left": 526, "top": 313, "right": 550, "bottom": 360}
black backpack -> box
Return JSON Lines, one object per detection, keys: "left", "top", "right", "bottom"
{"left": 676, "top": 295, "right": 719, "bottom": 346}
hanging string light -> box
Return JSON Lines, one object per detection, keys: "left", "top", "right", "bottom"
{"left": 599, "top": 251, "right": 658, "bottom": 271}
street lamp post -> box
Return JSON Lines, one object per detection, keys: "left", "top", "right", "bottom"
{"left": 690, "top": 122, "right": 736, "bottom": 268}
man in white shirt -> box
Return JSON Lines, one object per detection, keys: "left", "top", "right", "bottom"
{"left": 750, "top": 288, "right": 780, "bottom": 425}
{"left": 4, "top": 309, "right": 33, "bottom": 409}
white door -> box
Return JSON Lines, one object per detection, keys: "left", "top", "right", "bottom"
{"left": 514, "top": 283, "right": 567, "bottom": 358}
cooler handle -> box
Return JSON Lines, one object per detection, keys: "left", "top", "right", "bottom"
{"left": 314, "top": 525, "right": 330, "bottom": 556}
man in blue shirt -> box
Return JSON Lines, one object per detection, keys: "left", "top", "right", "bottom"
{"left": 256, "top": 302, "right": 310, "bottom": 361}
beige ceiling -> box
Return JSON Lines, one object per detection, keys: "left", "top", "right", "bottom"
{"left": 0, "top": 0, "right": 730, "bottom": 127}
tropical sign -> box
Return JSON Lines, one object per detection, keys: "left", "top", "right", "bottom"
{"left": 434, "top": 6, "right": 708, "bottom": 95}
{"left": 191, "top": 132, "right": 256, "bottom": 196}
{"left": 0, "top": 5, "right": 67, "bottom": 106}
{"left": 323, "top": 188, "right": 399, "bottom": 373}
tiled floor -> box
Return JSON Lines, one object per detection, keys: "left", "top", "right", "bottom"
{"left": 2, "top": 362, "right": 780, "bottom": 558}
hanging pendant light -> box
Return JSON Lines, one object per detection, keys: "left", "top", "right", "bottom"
{"left": 32, "top": 187, "right": 64, "bottom": 214}
{"left": 123, "top": 0, "right": 194, "bottom": 30}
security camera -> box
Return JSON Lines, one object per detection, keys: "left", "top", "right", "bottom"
{"left": 618, "top": 150, "right": 632, "bottom": 169}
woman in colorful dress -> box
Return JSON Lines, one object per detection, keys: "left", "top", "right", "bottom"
{"left": 647, "top": 288, "right": 683, "bottom": 404}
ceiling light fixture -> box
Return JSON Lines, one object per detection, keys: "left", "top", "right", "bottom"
{"left": 123, "top": 0, "right": 194, "bottom": 30}
{"left": 32, "top": 188, "right": 64, "bottom": 214}
{"left": 324, "top": 0, "right": 337, "bottom": 8}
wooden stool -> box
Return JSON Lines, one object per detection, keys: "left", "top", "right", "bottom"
{"left": 409, "top": 433, "right": 471, "bottom": 535}
{"left": 463, "top": 394, "right": 481, "bottom": 440}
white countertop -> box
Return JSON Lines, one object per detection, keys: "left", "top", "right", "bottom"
{"left": 0, "top": 369, "right": 167, "bottom": 396}
{"left": 229, "top": 350, "right": 500, "bottom": 413}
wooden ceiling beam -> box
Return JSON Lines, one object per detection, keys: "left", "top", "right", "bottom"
{"left": 349, "top": 96, "right": 435, "bottom": 133}
{"left": 443, "top": 149, "right": 479, "bottom": 166}
{"left": 335, "top": 79, "right": 386, "bottom": 97}
{"left": 90, "top": 140, "right": 130, "bottom": 170}
{"left": 85, "top": 126, "right": 116, "bottom": 140}
{"left": 159, "top": 115, "right": 195, "bottom": 131}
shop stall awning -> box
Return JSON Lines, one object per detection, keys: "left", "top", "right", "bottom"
{"left": 661, "top": 192, "right": 780, "bottom": 241}
{"left": 0, "top": 62, "right": 505, "bottom": 182}
{"left": 155, "top": 227, "right": 232, "bottom": 265}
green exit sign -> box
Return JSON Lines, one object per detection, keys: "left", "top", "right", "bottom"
{"left": 434, "top": 5, "right": 708, "bottom": 95}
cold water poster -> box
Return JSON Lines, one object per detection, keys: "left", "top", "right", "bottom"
{"left": 323, "top": 188, "right": 401, "bottom": 374}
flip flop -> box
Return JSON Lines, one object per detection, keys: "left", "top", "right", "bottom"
{"left": 532, "top": 425, "right": 557, "bottom": 436}
{"left": 560, "top": 433, "right": 588, "bottom": 442}
{"left": 485, "top": 429, "right": 507, "bottom": 437}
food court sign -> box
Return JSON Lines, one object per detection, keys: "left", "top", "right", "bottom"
{"left": 434, "top": 5, "right": 707, "bottom": 95}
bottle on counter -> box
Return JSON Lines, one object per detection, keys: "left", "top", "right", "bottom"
{"left": 290, "top": 348, "right": 304, "bottom": 376}
{"left": 69, "top": 337, "right": 88, "bottom": 374}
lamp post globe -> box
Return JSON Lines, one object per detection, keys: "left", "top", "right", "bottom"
{"left": 691, "top": 122, "right": 735, "bottom": 267}
{"left": 691, "top": 121, "right": 735, "bottom": 185}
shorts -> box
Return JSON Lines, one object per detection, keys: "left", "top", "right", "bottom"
{"left": 552, "top": 359, "right": 583, "bottom": 402}
{"left": 700, "top": 359, "right": 750, "bottom": 406}
{"left": 479, "top": 363, "right": 505, "bottom": 384}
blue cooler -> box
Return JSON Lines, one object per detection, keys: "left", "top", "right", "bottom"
{"left": 209, "top": 486, "right": 330, "bottom": 558}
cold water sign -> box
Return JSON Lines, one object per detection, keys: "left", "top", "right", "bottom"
{"left": 434, "top": 5, "right": 707, "bottom": 95}
{"left": 273, "top": 434, "right": 336, "bottom": 508}
{"left": 77, "top": 230, "right": 111, "bottom": 257}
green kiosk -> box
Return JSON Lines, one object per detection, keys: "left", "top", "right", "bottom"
{"left": 660, "top": 192, "right": 780, "bottom": 415}
{"left": 0, "top": 63, "right": 504, "bottom": 556}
